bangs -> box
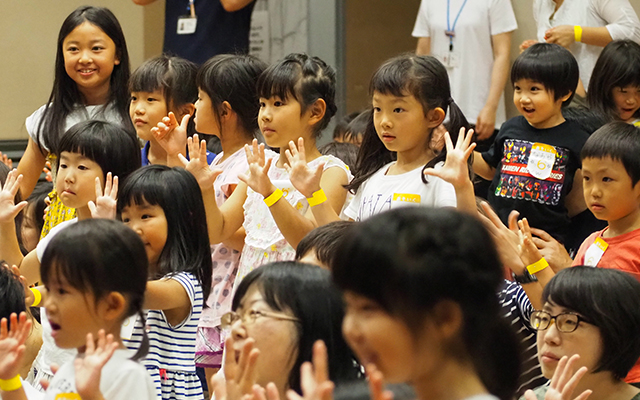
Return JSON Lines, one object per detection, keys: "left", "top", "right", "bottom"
{"left": 542, "top": 268, "right": 599, "bottom": 320}
{"left": 369, "top": 58, "right": 413, "bottom": 98}
{"left": 129, "top": 60, "right": 167, "bottom": 95}
{"left": 257, "top": 61, "right": 301, "bottom": 101}
{"left": 117, "top": 169, "right": 166, "bottom": 212}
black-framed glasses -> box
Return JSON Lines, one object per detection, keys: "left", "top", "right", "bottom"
{"left": 220, "top": 309, "right": 300, "bottom": 330}
{"left": 531, "top": 310, "right": 590, "bottom": 333}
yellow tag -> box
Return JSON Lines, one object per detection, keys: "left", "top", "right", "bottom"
{"left": 594, "top": 237, "right": 609, "bottom": 251}
{"left": 392, "top": 193, "right": 421, "bottom": 203}
{"left": 56, "top": 394, "right": 82, "bottom": 400}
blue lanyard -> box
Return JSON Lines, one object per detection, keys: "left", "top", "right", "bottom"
{"left": 446, "top": 0, "right": 469, "bottom": 51}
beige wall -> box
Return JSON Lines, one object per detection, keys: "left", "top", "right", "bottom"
{"left": 0, "top": 1, "right": 150, "bottom": 141}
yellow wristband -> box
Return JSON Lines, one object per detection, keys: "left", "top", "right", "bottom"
{"left": 30, "top": 287, "right": 41, "bottom": 307}
{"left": 0, "top": 375, "right": 22, "bottom": 392}
{"left": 574, "top": 25, "right": 583, "bottom": 42}
{"left": 263, "top": 189, "right": 283, "bottom": 208}
{"left": 307, "top": 189, "right": 327, "bottom": 207}
{"left": 526, "top": 258, "right": 549, "bottom": 275}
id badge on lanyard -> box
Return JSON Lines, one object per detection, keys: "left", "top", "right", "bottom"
{"left": 443, "top": 0, "right": 468, "bottom": 69}
{"left": 177, "top": 0, "right": 197, "bottom": 35}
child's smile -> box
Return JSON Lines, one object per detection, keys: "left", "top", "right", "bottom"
{"left": 513, "top": 79, "right": 568, "bottom": 129}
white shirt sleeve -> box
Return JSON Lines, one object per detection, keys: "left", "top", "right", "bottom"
{"left": 594, "top": 0, "right": 640, "bottom": 42}
{"left": 489, "top": 0, "right": 518, "bottom": 35}
{"left": 412, "top": 0, "right": 431, "bottom": 38}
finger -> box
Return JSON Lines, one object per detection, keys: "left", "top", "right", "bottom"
{"left": 530, "top": 227, "right": 554, "bottom": 241}
{"left": 285, "top": 389, "right": 305, "bottom": 400}
{"left": 522, "top": 390, "right": 537, "bottom": 400}
{"left": 312, "top": 340, "right": 329, "bottom": 385}
{"left": 550, "top": 356, "right": 568, "bottom": 390}
{"left": 243, "top": 348, "right": 261, "bottom": 391}
{"left": 0, "top": 317, "right": 7, "bottom": 339}
{"left": 297, "top": 137, "right": 306, "bottom": 161}
{"left": 558, "top": 354, "right": 580, "bottom": 389}
{"left": 85, "top": 332, "right": 95, "bottom": 354}
{"left": 561, "top": 366, "right": 589, "bottom": 400}
{"left": 288, "top": 141, "right": 298, "bottom": 157}
{"left": 443, "top": 131, "right": 453, "bottom": 153}
{"left": 262, "top": 157, "right": 273, "bottom": 175}
{"left": 200, "top": 139, "right": 208, "bottom": 160}
{"left": 168, "top": 112, "right": 179, "bottom": 127}
{"left": 104, "top": 172, "right": 113, "bottom": 196}
{"left": 507, "top": 210, "right": 520, "bottom": 232}
{"left": 180, "top": 114, "right": 191, "bottom": 129}
{"left": 284, "top": 149, "right": 294, "bottom": 166}
{"left": 237, "top": 339, "right": 255, "bottom": 380}
{"left": 265, "top": 382, "right": 281, "bottom": 400}
{"left": 299, "top": 362, "right": 316, "bottom": 396}
{"left": 110, "top": 176, "right": 119, "bottom": 199}
{"left": 251, "top": 384, "right": 268, "bottom": 400}
{"left": 88, "top": 201, "right": 97, "bottom": 216}
{"left": 224, "top": 337, "right": 237, "bottom": 377}
{"left": 480, "top": 202, "right": 505, "bottom": 230}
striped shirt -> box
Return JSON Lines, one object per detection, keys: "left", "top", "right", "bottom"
{"left": 498, "top": 280, "right": 548, "bottom": 397}
{"left": 125, "top": 272, "right": 204, "bottom": 399}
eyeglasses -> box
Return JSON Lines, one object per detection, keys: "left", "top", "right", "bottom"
{"left": 220, "top": 309, "right": 300, "bottom": 329}
{"left": 531, "top": 310, "right": 591, "bottom": 333}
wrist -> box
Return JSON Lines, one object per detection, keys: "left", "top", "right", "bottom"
{"left": 261, "top": 185, "right": 278, "bottom": 199}
{"left": 263, "top": 188, "right": 283, "bottom": 208}
{"left": 307, "top": 189, "right": 327, "bottom": 207}
{"left": 0, "top": 375, "right": 22, "bottom": 392}
{"left": 574, "top": 25, "right": 582, "bottom": 42}
{"left": 526, "top": 258, "right": 549, "bottom": 275}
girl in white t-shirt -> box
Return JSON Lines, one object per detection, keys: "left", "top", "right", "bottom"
{"left": 0, "top": 219, "right": 157, "bottom": 400}
{"left": 17, "top": 6, "right": 134, "bottom": 236}
{"left": 286, "top": 54, "right": 476, "bottom": 224}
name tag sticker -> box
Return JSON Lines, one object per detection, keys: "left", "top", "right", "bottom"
{"left": 527, "top": 143, "right": 557, "bottom": 180}
{"left": 392, "top": 193, "right": 421, "bottom": 204}
{"left": 120, "top": 314, "right": 137, "bottom": 340}
{"left": 583, "top": 237, "right": 608, "bottom": 267}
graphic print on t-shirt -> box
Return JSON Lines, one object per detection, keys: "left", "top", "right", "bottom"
{"left": 494, "top": 139, "right": 569, "bottom": 206}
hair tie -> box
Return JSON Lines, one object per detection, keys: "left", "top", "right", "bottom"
{"left": 447, "top": 97, "right": 454, "bottom": 105}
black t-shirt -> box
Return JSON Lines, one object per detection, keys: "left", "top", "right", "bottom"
{"left": 482, "top": 116, "right": 589, "bottom": 241}
{"left": 163, "top": 0, "right": 255, "bottom": 64}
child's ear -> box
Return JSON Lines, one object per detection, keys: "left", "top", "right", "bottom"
{"left": 177, "top": 103, "right": 196, "bottom": 119}
{"left": 220, "top": 101, "right": 233, "bottom": 120}
{"left": 558, "top": 90, "right": 573, "bottom": 104}
{"left": 429, "top": 299, "right": 463, "bottom": 340}
{"left": 307, "top": 99, "right": 327, "bottom": 127}
{"left": 426, "top": 107, "right": 446, "bottom": 128}
{"left": 100, "top": 292, "right": 127, "bottom": 322}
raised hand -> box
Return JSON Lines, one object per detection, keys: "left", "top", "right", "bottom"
{"left": 365, "top": 364, "right": 394, "bottom": 400}
{"left": 0, "top": 151, "right": 13, "bottom": 169}
{"left": 223, "top": 335, "right": 261, "bottom": 400}
{"left": 74, "top": 330, "right": 118, "bottom": 399}
{"left": 8, "top": 265, "right": 33, "bottom": 306}
{"left": 181, "top": 134, "right": 221, "bottom": 191}
{"left": 286, "top": 341, "right": 334, "bottom": 400}
{"left": 0, "top": 169, "right": 28, "bottom": 224}
{"left": 284, "top": 138, "right": 324, "bottom": 198}
{"left": 523, "top": 355, "right": 591, "bottom": 400}
{"left": 478, "top": 202, "right": 525, "bottom": 274}
{"left": 88, "top": 172, "right": 118, "bottom": 220}
{"left": 530, "top": 227, "right": 573, "bottom": 272}
{"left": 238, "top": 139, "right": 275, "bottom": 198}
{"left": 518, "top": 218, "right": 545, "bottom": 267}
{"left": 424, "top": 127, "right": 476, "bottom": 189}
{"left": 0, "top": 312, "right": 32, "bottom": 380}
{"left": 151, "top": 112, "right": 190, "bottom": 157}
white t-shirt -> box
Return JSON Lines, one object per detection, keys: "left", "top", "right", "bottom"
{"left": 344, "top": 162, "right": 456, "bottom": 221}
{"left": 533, "top": 0, "right": 640, "bottom": 89}
{"left": 43, "top": 349, "right": 158, "bottom": 400}
{"left": 412, "top": 0, "right": 517, "bottom": 128}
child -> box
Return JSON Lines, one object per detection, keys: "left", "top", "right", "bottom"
{"left": 319, "top": 142, "right": 359, "bottom": 172}
{"left": 117, "top": 165, "right": 213, "bottom": 400}
{"left": 16, "top": 6, "right": 134, "bottom": 236}
{"left": 0, "top": 120, "right": 141, "bottom": 389}
{"left": 344, "top": 108, "right": 370, "bottom": 146}
{"left": 294, "top": 220, "right": 353, "bottom": 269}
{"left": 588, "top": 40, "right": 640, "bottom": 126}
{"left": 184, "top": 53, "right": 351, "bottom": 281}
{"left": 332, "top": 207, "right": 521, "bottom": 400}
{"left": 0, "top": 219, "right": 157, "bottom": 399}
{"left": 21, "top": 182, "right": 53, "bottom": 254}
{"left": 473, "top": 43, "right": 590, "bottom": 242}
{"left": 525, "top": 267, "right": 640, "bottom": 400}
{"left": 130, "top": 54, "right": 216, "bottom": 167}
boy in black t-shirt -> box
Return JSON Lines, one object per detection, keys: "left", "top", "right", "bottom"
{"left": 472, "top": 43, "right": 589, "bottom": 242}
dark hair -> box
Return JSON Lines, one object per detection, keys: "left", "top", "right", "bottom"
{"left": 319, "top": 142, "right": 359, "bottom": 172}
{"left": 581, "top": 121, "right": 640, "bottom": 185}
{"left": 332, "top": 207, "right": 520, "bottom": 400}
{"left": 26, "top": 182, "right": 54, "bottom": 241}
{"left": 0, "top": 260, "right": 27, "bottom": 330}
{"left": 348, "top": 54, "right": 470, "bottom": 193}
{"left": 130, "top": 54, "right": 198, "bottom": 137}
{"left": 345, "top": 109, "right": 370, "bottom": 145}
{"left": 40, "top": 219, "right": 149, "bottom": 360}
{"left": 197, "top": 54, "right": 267, "bottom": 139}
{"left": 588, "top": 40, "right": 640, "bottom": 120}
{"left": 232, "top": 262, "right": 362, "bottom": 393}
{"left": 56, "top": 120, "right": 141, "bottom": 183}
{"left": 0, "top": 164, "right": 25, "bottom": 254}
{"left": 257, "top": 53, "right": 338, "bottom": 137}
{"left": 511, "top": 43, "right": 579, "bottom": 106}
{"left": 36, "top": 6, "right": 132, "bottom": 154}
{"left": 562, "top": 106, "right": 610, "bottom": 135}
{"left": 117, "top": 165, "right": 212, "bottom": 301}
{"left": 295, "top": 220, "right": 354, "bottom": 268}
{"left": 542, "top": 267, "right": 640, "bottom": 380}
{"left": 333, "top": 111, "right": 360, "bottom": 141}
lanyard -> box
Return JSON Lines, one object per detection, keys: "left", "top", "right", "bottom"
{"left": 446, "top": 0, "right": 468, "bottom": 51}
{"left": 189, "top": 0, "right": 196, "bottom": 17}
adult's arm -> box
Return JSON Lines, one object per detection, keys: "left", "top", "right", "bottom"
{"left": 220, "top": 0, "right": 255, "bottom": 12}
{"left": 475, "top": 31, "right": 512, "bottom": 140}
{"left": 415, "top": 37, "right": 431, "bottom": 55}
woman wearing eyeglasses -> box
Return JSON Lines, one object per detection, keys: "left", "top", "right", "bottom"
{"left": 525, "top": 266, "right": 640, "bottom": 400}
{"left": 211, "top": 261, "right": 362, "bottom": 400}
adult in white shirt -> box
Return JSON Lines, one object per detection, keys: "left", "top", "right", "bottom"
{"left": 413, "top": 0, "right": 517, "bottom": 142}
{"left": 524, "top": 0, "right": 640, "bottom": 97}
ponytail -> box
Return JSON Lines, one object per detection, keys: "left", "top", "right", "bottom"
{"left": 131, "top": 309, "right": 150, "bottom": 361}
